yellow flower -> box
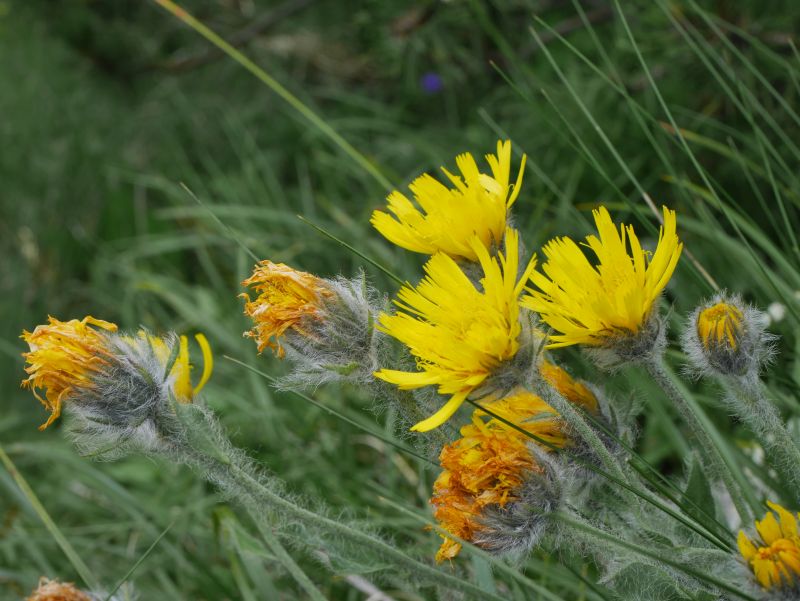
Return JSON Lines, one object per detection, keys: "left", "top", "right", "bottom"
{"left": 375, "top": 228, "right": 536, "bottom": 432}
{"left": 431, "top": 389, "right": 568, "bottom": 562}
{"left": 21, "top": 316, "right": 117, "bottom": 430}
{"left": 241, "top": 260, "right": 332, "bottom": 357}
{"left": 697, "top": 302, "right": 743, "bottom": 351}
{"left": 738, "top": 501, "right": 800, "bottom": 590}
{"left": 523, "top": 206, "right": 682, "bottom": 348}
{"left": 370, "top": 140, "right": 526, "bottom": 261}
{"left": 21, "top": 317, "right": 213, "bottom": 428}
{"left": 27, "top": 578, "right": 92, "bottom": 601}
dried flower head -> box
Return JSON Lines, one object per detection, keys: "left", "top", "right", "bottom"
{"left": 431, "top": 389, "right": 565, "bottom": 561}
{"left": 371, "top": 140, "right": 526, "bottom": 261}
{"left": 738, "top": 501, "right": 800, "bottom": 591}
{"left": 26, "top": 578, "right": 93, "bottom": 601}
{"left": 375, "top": 228, "right": 536, "bottom": 432}
{"left": 523, "top": 206, "right": 682, "bottom": 353}
{"left": 241, "top": 260, "right": 333, "bottom": 357}
{"left": 21, "top": 316, "right": 118, "bottom": 429}
{"left": 21, "top": 317, "right": 212, "bottom": 441}
{"left": 683, "top": 294, "right": 774, "bottom": 379}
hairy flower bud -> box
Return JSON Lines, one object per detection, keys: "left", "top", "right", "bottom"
{"left": 683, "top": 294, "right": 775, "bottom": 379}
{"left": 21, "top": 316, "right": 213, "bottom": 457}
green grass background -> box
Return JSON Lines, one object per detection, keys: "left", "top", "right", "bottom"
{"left": 2, "top": 0, "right": 800, "bottom": 598}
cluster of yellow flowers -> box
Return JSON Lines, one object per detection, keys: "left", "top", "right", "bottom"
{"left": 367, "top": 140, "right": 684, "bottom": 561}
{"left": 19, "top": 139, "right": 797, "bottom": 594}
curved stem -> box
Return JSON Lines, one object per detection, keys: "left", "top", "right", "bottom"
{"left": 644, "top": 357, "right": 758, "bottom": 522}
{"left": 221, "top": 463, "right": 508, "bottom": 601}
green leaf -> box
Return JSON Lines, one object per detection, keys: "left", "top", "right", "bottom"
{"left": 682, "top": 456, "right": 717, "bottom": 526}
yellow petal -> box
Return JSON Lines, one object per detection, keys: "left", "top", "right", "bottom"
{"left": 410, "top": 391, "right": 468, "bottom": 432}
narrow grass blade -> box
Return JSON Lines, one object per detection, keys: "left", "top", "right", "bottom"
{"left": 150, "top": 0, "right": 393, "bottom": 192}
{"left": 0, "top": 443, "right": 101, "bottom": 591}
{"left": 297, "top": 215, "right": 405, "bottom": 285}
{"left": 104, "top": 522, "right": 174, "bottom": 601}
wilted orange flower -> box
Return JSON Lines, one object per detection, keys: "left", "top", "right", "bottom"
{"left": 241, "top": 260, "right": 332, "bottom": 357}
{"left": 738, "top": 501, "right": 800, "bottom": 590}
{"left": 26, "top": 577, "right": 92, "bottom": 601}
{"left": 541, "top": 360, "right": 598, "bottom": 413}
{"left": 21, "top": 316, "right": 117, "bottom": 430}
{"left": 431, "top": 389, "right": 566, "bottom": 562}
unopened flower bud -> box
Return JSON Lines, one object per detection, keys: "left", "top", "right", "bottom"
{"left": 683, "top": 294, "right": 774, "bottom": 378}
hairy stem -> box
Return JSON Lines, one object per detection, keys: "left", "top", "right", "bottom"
{"left": 555, "top": 510, "right": 757, "bottom": 601}
{"left": 535, "top": 381, "right": 632, "bottom": 488}
{"left": 223, "top": 463, "right": 507, "bottom": 601}
{"left": 176, "top": 407, "right": 506, "bottom": 601}
{"left": 244, "top": 505, "right": 328, "bottom": 601}
{"left": 722, "top": 378, "right": 800, "bottom": 501}
{"left": 645, "top": 357, "right": 757, "bottom": 521}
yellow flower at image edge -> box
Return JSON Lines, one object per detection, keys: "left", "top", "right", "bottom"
{"left": 523, "top": 206, "right": 682, "bottom": 348}
{"left": 21, "top": 316, "right": 117, "bottom": 430}
{"left": 697, "top": 302, "right": 743, "bottom": 351}
{"left": 241, "top": 260, "right": 332, "bottom": 357}
{"left": 738, "top": 501, "right": 800, "bottom": 590}
{"left": 375, "top": 228, "right": 536, "bottom": 432}
{"left": 371, "top": 140, "right": 526, "bottom": 261}
{"left": 22, "top": 316, "right": 213, "bottom": 428}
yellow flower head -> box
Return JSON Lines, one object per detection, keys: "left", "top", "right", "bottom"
{"left": 371, "top": 140, "right": 526, "bottom": 261}
{"left": 241, "top": 260, "right": 333, "bottom": 357}
{"left": 697, "top": 302, "right": 744, "bottom": 351}
{"left": 374, "top": 228, "right": 537, "bottom": 432}
{"left": 431, "top": 390, "right": 567, "bottom": 562}
{"left": 523, "top": 206, "right": 682, "bottom": 348}
{"left": 26, "top": 578, "right": 92, "bottom": 601}
{"left": 738, "top": 501, "right": 800, "bottom": 590}
{"left": 21, "top": 316, "right": 118, "bottom": 430}
{"left": 22, "top": 316, "right": 213, "bottom": 429}
{"left": 540, "top": 360, "right": 598, "bottom": 413}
